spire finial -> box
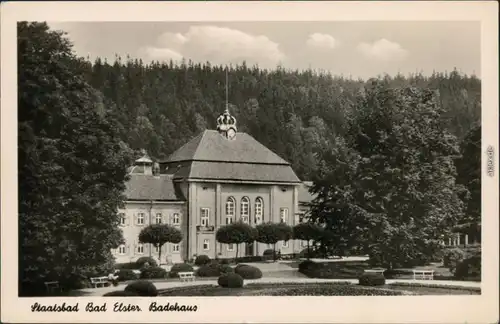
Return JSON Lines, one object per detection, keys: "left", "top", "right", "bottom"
{"left": 216, "top": 70, "right": 237, "bottom": 140}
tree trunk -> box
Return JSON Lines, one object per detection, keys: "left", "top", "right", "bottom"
{"left": 236, "top": 244, "right": 239, "bottom": 261}
{"left": 273, "top": 243, "right": 276, "bottom": 262}
{"left": 307, "top": 240, "right": 310, "bottom": 260}
{"left": 158, "top": 245, "right": 162, "bottom": 266}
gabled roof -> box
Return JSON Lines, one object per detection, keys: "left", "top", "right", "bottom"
{"left": 164, "top": 130, "right": 290, "bottom": 165}
{"left": 124, "top": 174, "right": 185, "bottom": 201}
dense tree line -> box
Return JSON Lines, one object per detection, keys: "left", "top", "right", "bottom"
{"left": 77, "top": 52, "right": 481, "bottom": 180}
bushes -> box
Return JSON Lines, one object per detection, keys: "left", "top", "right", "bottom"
{"left": 117, "top": 269, "right": 140, "bottom": 282}
{"left": 298, "top": 260, "right": 318, "bottom": 273}
{"left": 197, "top": 263, "right": 234, "bottom": 277}
{"left": 124, "top": 280, "right": 158, "bottom": 296}
{"left": 454, "top": 254, "right": 481, "bottom": 280}
{"left": 358, "top": 273, "right": 386, "bottom": 286}
{"left": 234, "top": 264, "right": 263, "bottom": 279}
{"left": 217, "top": 273, "right": 244, "bottom": 288}
{"left": 103, "top": 290, "right": 139, "bottom": 296}
{"left": 136, "top": 256, "right": 158, "bottom": 268}
{"left": 169, "top": 263, "right": 194, "bottom": 278}
{"left": 195, "top": 255, "right": 211, "bottom": 266}
{"left": 140, "top": 266, "right": 167, "bottom": 279}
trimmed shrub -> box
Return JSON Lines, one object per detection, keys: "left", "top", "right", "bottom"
{"left": 218, "top": 273, "right": 244, "bottom": 288}
{"left": 117, "top": 269, "right": 140, "bottom": 282}
{"left": 103, "top": 290, "right": 139, "bottom": 296}
{"left": 234, "top": 264, "right": 262, "bottom": 279}
{"left": 358, "top": 273, "right": 386, "bottom": 286}
{"left": 169, "top": 263, "right": 194, "bottom": 278}
{"left": 141, "top": 266, "right": 167, "bottom": 279}
{"left": 136, "top": 256, "right": 158, "bottom": 268}
{"left": 195, "top": 254, "right": 211, "bottom": 266}
{"left": 197, "top": 263, "right": 234, "bottom": 277}
{"left": 443, "top": 248, "right": 466, "bottom": 272}
{"left": 124, "top": 280, "right": 158, "bottom": 296}
{"left": 263, "top": 249, "right": 280, "bottom": 260}
{"left": 298, "top": 260, "right": 319, "bottom": 273}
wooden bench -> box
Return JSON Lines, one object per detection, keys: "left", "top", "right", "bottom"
{"left": 90, "top": 276, "right": 109, "bottom": 288}
{"left": 364, "top": 269, "right": 386, "bottom": 275}
{"left": 412, "top": 269, "right": 434, "bottom": 280}
{"left": 44, "top": 281, "right": 61, "bottom": 294}
{"left": 178, "top": 271, "right": 195, "bottom": 282}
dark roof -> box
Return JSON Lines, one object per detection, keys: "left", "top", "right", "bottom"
{"left": 298, "top": 181, "right": 315, "bottom": 204}
{"left": 124, "top": 174, "right": 185, "bottom": 201}
{"left": 164, "top": 130, "right": 290, "bottom": 165}
{"left": 171, "top": 161, "right": 301, "bottom": 183}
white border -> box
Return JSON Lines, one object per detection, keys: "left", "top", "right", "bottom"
{"left": 1, "top": 1, "right": 498, "bottom": 323}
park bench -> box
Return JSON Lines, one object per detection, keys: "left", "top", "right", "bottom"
{"left": 412, "top": 269, "right": 434, "bottom": 280}
{"left": 44, "top": 281, "right": 61, "bottom": 294}
{"left": 90, "top": 276, "right": 109, "bottom": 288}
{"left": 364, "top": 269, "right": 386, "bottom": 275}
{"left": 178, "top": 271, "right": 195, "bottom": 282}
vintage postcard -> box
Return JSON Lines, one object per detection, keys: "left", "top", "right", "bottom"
{"left": 1, "top": 1, "right": 498, "bottom": 323}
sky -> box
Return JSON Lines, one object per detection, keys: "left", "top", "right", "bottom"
{"left": 48, "top": 21, "right": 481, "bottom": 80}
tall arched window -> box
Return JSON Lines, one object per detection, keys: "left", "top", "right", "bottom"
{"left": 225, "top": 197, "right": 235, "bottom": 224}
{"left": 255, "top": 197, "right": 263, "bottom": 224}
{"left": 241, "top": 197, "right": 250, "bottom": 223}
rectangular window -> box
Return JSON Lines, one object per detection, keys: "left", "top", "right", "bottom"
{"left": 172, "top": 213, "right": 180, "bottom": 225}
{"left": 203, "top": 239, "right": 209, "bottom": 251}
{"left": 155, "top": 213, "right": 162, "bottom": 224}
{"left": 201, "top": 208, "right": 210, "bottom": 226}
{"left": 118, "top": 245, "right": 126, "bottom": 255}
{"left": 137, "top": 213, "right": 145, "bottom": 225}
{"left": 280, "top": 208, "right": 289, "bottom": 223}
{"left": 227, "top": 243, "right": 234, "bottom": 251}
{"left": 282, "top": 240, "right": 289, "bottom": 248}
{"left": 226, "top": 217, "right": 233, "bottom": 225}
{"left": 119, "top": 213, "right": 126, "bottom": 226}
{"left": 172, "top": 244, "right": 180, "bottom": 252}
{"left": 137, "top": 244, "right": 144, "bottom": 254}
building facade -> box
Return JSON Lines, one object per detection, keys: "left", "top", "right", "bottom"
{"left": 112, "top": 109, "right": 314, "bottom": 264}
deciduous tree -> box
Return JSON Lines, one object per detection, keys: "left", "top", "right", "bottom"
{"left": 18, "top": 22, "right": 133, "bottom": 295}
{"left": 138, "top": 224, "right": 183, "bottom": 265}
{"left": 215, "top": 221, "right": 257, "bottom": 259}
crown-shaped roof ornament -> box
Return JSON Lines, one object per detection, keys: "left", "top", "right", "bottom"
{"left": 216, "top": 107, "right": 237, "bottom": 139}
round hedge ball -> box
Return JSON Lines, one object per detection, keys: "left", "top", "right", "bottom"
{"left": 234, "top": 264, "right": 263, "bottom": 279}
{"left": 124, "top": 280, "right": 158, "bottom": 296}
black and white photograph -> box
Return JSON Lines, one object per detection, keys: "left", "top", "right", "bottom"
{"left": 1, "top": 1, "right": 498, "bottom": 323}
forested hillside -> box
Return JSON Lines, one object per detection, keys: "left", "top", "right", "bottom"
{"left": 77, "top": 57, "right": 481, "bottom": 180}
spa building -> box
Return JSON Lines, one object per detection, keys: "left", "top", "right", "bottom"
{"left": 112, "top": 109, "right": 314, "bottom": 264}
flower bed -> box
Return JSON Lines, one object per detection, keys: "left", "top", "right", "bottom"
{"left": 159, "top": 282, "right": 405, "bottom": 296}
